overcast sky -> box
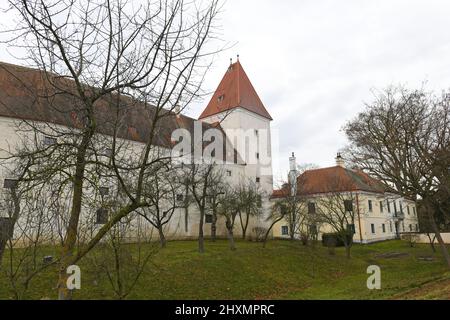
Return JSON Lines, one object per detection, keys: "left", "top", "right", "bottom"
{"left": 1, "top": 1, "right": 450, "bottom": 184}
{"left": 188, "top": 0, "right": 450, "bottom": 183}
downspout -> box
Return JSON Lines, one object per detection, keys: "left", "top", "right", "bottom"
{"left": 356, "top": 193, "right": 363, "bottom": 243}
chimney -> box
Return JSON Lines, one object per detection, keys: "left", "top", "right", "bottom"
{"left": 335, "top": 153, "right": 345, "bottom": 168}
{"left": 289, "top": 152, "right": 297, "bottom": 197}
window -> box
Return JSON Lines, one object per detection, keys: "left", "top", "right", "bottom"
{"left": 416, "top": 224, "right": 419, "bottom": 232}
{"left": 280, "top": 204, "right": 287, "bottom": 215}
{"left": 409, "top": 224, "right": 412, "bottom": 232}
{"left": 371, "top": 224, "right": 375, "bottom": 234}
{"left": 226, "top": 170, "right": 232, "bottom": 177}
{"left": 382, "top": 224, "right": 386, "bottom": 233}
{"left": 394, "top": 201, "right": 397, "bottom": 213}
{"left": 281, "top": 226, "right": 289, "bottom": 236}
{"left": 309, "top": 224, "right": 317, "bottom": 235}
{"left": 344, "top": 200, "right": 353, "bottom": 212}
{"left": 387, "top": 201, "right": 391, "bottom": 213}
{"left": 402, "top": 222, "right": 405, "bottom": 231}
{"left": 256, "top": 153, "right": 260, "bottom": 160}
{"left": 389, "top": 221, "right": 393, "bottom": 233}
{"left": 380, "top": 201, "right": 384, "bottom": 213}
{"left": 400, "top": 202, "right": 403, "bottom": 214}
{"left": 3, "top": 179, "right": 18, "bottom": 189}
{"left": 368, "top": 200, "right": 373, "bottom": 212}
{"left": 308, "top": 202, "right": 316, "bottom": 214}
{"left": 0, "top": 217, "right": 13, "bottom": 240}
{"left": 347, "top": 224, "right": 356, "bottom": 234}
{"left": 413, "top": 207, "right": 416, "bottom": 216}
{"left": 256, "top": 177, "right": 260, "bottom": 183}
{"left": 176, "top": 194, "right": 184, "bottom": 202}
{"left": 205, "top": 214, "right": 213, "bottom": 224}
{"left": 99, "top": 187, "right": 109, "bottom": 196}
{"left": 255, "top": 129, "right": 259, "bottom": 136}
{"left": 96, "top": 208, "right": 108, "bottom": 225}
{"left": 43, "top": 136, "right": 57, "bottom": 146}
{"left": 407, "top": 206, "right": 410, "bottom": 215}
{"left": 257, "top": 195, "right": 262, "bottom": 208}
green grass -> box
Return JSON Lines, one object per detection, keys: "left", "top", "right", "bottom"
{"left": 1, "top": 240, "right": 449, "bottom": 300}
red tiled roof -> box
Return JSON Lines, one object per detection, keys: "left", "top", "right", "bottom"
{"left": 199, "top": 61, "right": 272, "bottom": 120}
{"left": 271, "top": 166, "right": 386, "bottom": 199}
{"left": 0, "top": 61, "right": 241, "bottom": 163}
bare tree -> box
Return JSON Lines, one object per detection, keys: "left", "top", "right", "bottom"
{"left": 236, "top": 180, "right": 263, "bottom": 240}
{"left": 86, "top": 214, "right": 157, "bottom": 300}
{"left": 0, "top": 180, "right": 60, "bottom": 299}
{"left": 344, "top": 86, "right": 450, "bottom": 267}
{"left": 137, "top": 162, "right": 179, "bottom": 248}
{"left": 1, "top": 0, "right": 221, "bottom": 299}
{"left": 216, "top": 186, "right": 239, "bottom": 250}
{"left": 183, "top": 162, "right": 223, "bottom": 253}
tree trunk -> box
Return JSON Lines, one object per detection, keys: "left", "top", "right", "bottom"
{"left": 427, "top": 233, "right": 437, "bottom": 253}
{"left": 158, "top": 226, "right": 167, "bottom": 248}
{"left": 184, "top": 206, "right": 189, "bottom": 233}
{"left": 344, "top": 242, "right": 351, "bottom": 259}
{"left": 240, "top": 212, "right": 249, "bottom": 240}
{"left": 211, "top": 209, "right": 217, "bottom": 242}
{"left": 428, "top": 210, "right": 450, "bottom": 268}
{"left": 0, "top": 189, "right": 21, "bottom": 267}
{"left": 262, "top": 218, "right": 282, "bottom": 248}
{"left": 198, "top": 209, "right": 205, "bottom": 254}
{"left": 227, "top": 228, "right": 236, "bottom": 251}
{"left": 57, "top": 140, "right": 90, "bottom": 300}
{"left": 226, "top": 218, "right": 236, "bottom": 251}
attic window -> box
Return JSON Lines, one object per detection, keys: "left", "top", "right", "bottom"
{"left": 218, "top": 95, "right": 225, "bottom": 103}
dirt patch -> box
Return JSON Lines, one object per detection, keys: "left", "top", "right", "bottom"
{"left": 375, "top": 252, "right": 409, "bottom": 259}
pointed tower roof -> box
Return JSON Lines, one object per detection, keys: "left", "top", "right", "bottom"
{"left": 199, "top": 60, "right": 272, "bottom": 120}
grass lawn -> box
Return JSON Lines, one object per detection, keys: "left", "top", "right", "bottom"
{"left": 1, "top": 239, "right": 449, "bottom": 300}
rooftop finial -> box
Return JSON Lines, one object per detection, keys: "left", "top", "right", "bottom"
{"left": 230, "top": 58, "right": 232, "bottom": 65}
{"left": 237, "top": 54, "right": 240, "bottom": 61}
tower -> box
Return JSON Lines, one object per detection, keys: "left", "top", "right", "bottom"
{"left": 199, "top": 59, "right": 273, "bottom": 218}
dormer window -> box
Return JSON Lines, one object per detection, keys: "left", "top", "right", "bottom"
{"left": 217, "top": 94, "right": 225, "bottom": 103}
{"left": 43, "top": 136, "right": 57, "bottom": 146}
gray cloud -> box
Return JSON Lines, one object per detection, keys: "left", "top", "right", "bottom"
{"left": 1, "top": 0, "right": 450, "bottom": 183}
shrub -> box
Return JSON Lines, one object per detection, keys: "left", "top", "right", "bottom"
{"left": 322, "top": 233, "right": 353, "bottom": 247}
{"left": 251, "top": 227, "right": 267, "bottom": 242}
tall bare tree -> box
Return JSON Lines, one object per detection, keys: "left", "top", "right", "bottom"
{"left": 1, "top": 0, "right": 221, "bottom": 299}
{"left": 236, "top": 180, "right": 263, "bottom": 240}
{"left": 344, "top": 86, "right": 450, "bottom": 267}
{"left": 184, "top": 162, "right": 223, "bottom": 253}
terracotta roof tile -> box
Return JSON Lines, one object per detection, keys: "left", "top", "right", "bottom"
{"left": 0, "top": 61, "right": 242, "bottom": 163}
{"left": 272, "top": 166, "right": 386, "bottom": 198}
{"left": 199, "top": 61, "right": 272, "bottom": 120}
